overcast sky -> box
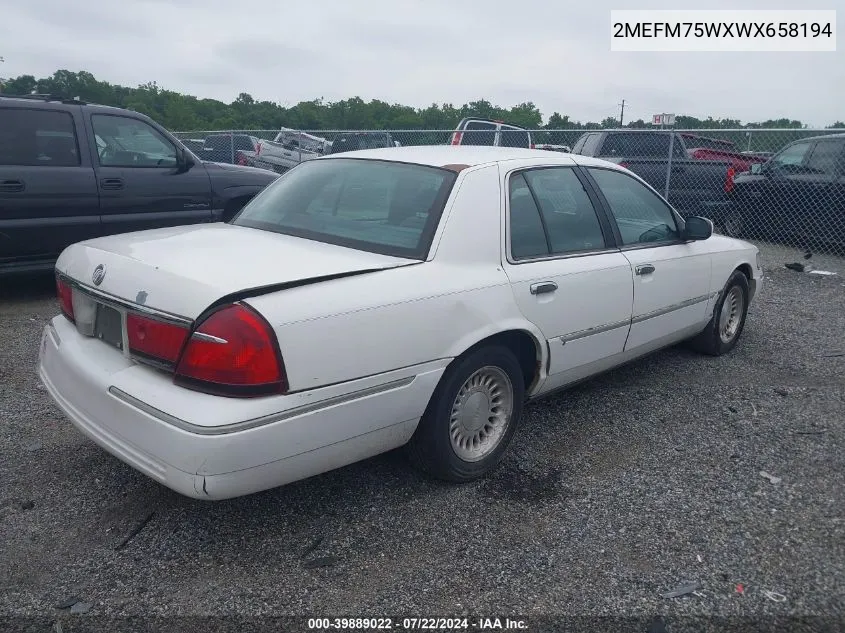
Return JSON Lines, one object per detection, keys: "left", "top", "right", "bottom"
{"left": 1, "top": 0, "right": 842, "bottom": 126}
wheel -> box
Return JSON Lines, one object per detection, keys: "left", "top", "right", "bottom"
{"left": 688, "top": 270, "right": 750, "bottom": 356}
{"left": 407, "top": 345, "right": 525, "bottom": 482}
{"left": 722, "top": 209, "right": 744, "bottom": 238}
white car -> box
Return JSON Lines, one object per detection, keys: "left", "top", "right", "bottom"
{"left": 38, "top": 146, "right": 762, "bottom": 500}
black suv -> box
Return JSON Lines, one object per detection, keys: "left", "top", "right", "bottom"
{"left": 0, "top": 95, "right": 278, "bottom": 275}
{"left": 728, "top": 133, "right": 845, "bottom": 246}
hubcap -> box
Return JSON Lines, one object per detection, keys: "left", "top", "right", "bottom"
{"left": 449, "top": 366, "right": 514, "bottom": 462}
{"left": 724, "top": 215, "right": 742, "bottom": 238}
{"left": 719, "top": 286, "right": 744, "bottom": 343}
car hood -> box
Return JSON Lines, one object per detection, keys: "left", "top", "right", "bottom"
{"left": 704, "top": 231, "right": 758, "bottom": 253}
{"left": 56, "top": 223, "right": 415, "bottom": 319}
{"left": 202, "top": 161, "right": 279, "bottom": 183}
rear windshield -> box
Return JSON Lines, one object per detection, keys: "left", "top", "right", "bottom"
{"left": 500, "top": 126, "right": 531, "bottom": 148}
{"left": 598, "top": 133, "right": 672, "bottom": 157}
{"left": 204, "top": 135, "right": 254, "bottom": 150}
{"left": 680, "top": 134, "right": 735, "bottom": 150}
{"left": 329, "top": 134, "right": 392, "bottom": 154}
{"left": 460, "top": 121, "right": 497, "bottom": 146}
{"left": 232, "top": 158, "right": 458, "bottom": 259}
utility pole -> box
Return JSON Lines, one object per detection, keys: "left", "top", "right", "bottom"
{"left": 618, "top": 99, "right": 626, "bottom": 127}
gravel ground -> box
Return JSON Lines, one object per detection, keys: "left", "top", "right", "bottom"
{"left": 0, "top": 242, "right": 843, "bottom": 631}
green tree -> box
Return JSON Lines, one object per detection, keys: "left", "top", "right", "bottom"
{"left": 0, "top": 68, "right": 816, "bottom": 134}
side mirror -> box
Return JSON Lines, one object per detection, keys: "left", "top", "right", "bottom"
{"left": 175, "top": 146, "right": 195, "bottom": 172}
{"left": 682, "top": 216, "right": 713, "bottom": 241}
{"left": 394, "top": 140, "right": 401, "bottom": 147}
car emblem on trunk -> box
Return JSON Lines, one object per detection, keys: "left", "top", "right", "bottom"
{"left": 92, "top": 264, "right": 106, "bottom": 286}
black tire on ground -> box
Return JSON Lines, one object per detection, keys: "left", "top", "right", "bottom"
{"left": 688, "top": 270, "right": 750, "bottom": 356}
{"left": 722, "top": 209, "right": 744, "bottom": 238}
{"left": 406, "top": 345, "right": 525, "bottom": 482}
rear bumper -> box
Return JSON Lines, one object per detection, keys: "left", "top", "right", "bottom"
{"left": 38, "top": 316, "right": 445, "bottom": 499}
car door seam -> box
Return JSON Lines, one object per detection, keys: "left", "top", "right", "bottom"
{"left": 558, "top": 318, "right": 632, "bottom": 344}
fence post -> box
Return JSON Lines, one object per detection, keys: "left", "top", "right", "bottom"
{"left": 746, "top": 130, "right": 753, "bottom": 153}
{"left": 663, "top": 131, "right": 675, "bottom": 201}
{"left": 229, "top": 132, "right": 235, "bottom": 164}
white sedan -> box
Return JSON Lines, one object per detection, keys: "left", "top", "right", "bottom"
{"left": 38, "top": 146, "right": 762, "bottom": 500}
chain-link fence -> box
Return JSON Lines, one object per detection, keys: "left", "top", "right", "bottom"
{"left": 173, "top": 128, "right": 845, "bottom": 256}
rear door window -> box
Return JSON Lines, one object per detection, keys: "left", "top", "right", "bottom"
{"left": 460, "top": 121, "right": 497, "bottom": 146}
{"left": 522, "top": 168, "right": 607, "bottom": 254}
{"left": 805, "top": 140, "right": 845, "bottom": 176}
{"left": 509, "top": 174, "right": 549, "bottom": 259}
{"left": 574, "top": 133, "right": 601, "bottom": 155}
{"left": 0, "top": 108, "right": 80, "bottom": 167}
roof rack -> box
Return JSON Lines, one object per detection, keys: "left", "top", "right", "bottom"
{"left": 0, "top": 93, "right": 88, "bottom": 105}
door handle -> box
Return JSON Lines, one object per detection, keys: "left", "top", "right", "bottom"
{"left": 635, "top": 264, "right": 655, "bottom": 276}
{"left": 100, "top": 178, "right": 125, "bottom": 191}
{"left": 0, "top": 180, "right": 25, "bottom": 193}
{"left": 530, "top": 281, "right": 558, "bottom": 295}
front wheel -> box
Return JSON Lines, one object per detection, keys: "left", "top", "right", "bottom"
{"left": 407, "top": 345, "right": 525, "bottom": 482}
{"left": 722, "top": 209, "right": 744, "bottom": 238}
{"left": 688, "top": 270, "right": 750, "bottom": 356}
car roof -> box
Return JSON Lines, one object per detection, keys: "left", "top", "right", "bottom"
{"left": 456, "top": 117, "right": 527, "bottom": 129}
{"left": 319, "top": 145, "right": 614, "bottom": 169}
{"left": 795, "top": 132, "right": 845, "bottom": 142}
{"left": 0, "top": 94, "right": 152, "bottom": 117}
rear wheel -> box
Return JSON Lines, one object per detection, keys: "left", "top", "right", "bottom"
{"left": 407, "top": 345, "right": 525, "bottom": 482}
{"left": 722, "top": 209, "right": 744, "bottom": 238}
{"left": 689, "top": 270, "right": 749, "bottom": 356}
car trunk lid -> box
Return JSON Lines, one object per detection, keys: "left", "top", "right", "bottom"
{"left": 56, "top": 223, "right": 416, "bottom": 319}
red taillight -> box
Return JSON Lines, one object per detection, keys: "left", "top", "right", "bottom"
{"left": 235, "top": 151, "right": 247, "bottom": 166}
{"left": 56, "top": 276, "right": 74, "bottom": 322}
{"left": 255, "top": 142, "right": 261, "bottom": 156}
{"left": 451, "top": 131, "right": 463, "bottom": 145}
{"left": 725, "top": 166, "right": 736, "bottom": 193}
{"left": 174, "top": 304, "right": 287, "bottom": 397}
{"left": 530, "top": 143, "right": 535, "bottom": 149}
{"left": 618, "top": 161, "right": 630, "bottom": 170}
{"left": 127, "top": 313, "right": 190, "bottom": 364}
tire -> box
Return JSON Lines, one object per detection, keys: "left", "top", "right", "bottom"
{"left": 407, "top": 345, "right": 525, "bottom": 482}
{"left": 689, "top": 270, "right": 750, "bottom": 356}
{"left": 722, "top": 209, "right": 744, "bottom": 238}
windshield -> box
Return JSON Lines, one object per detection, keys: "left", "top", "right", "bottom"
{"left": 232, "top": 158, "right": 458, "bottom": 259}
